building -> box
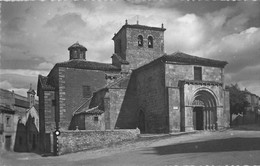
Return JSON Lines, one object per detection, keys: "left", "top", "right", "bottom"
{"left": 38, "top": 21, "right": 230, "bottom": 153}
{"left": 0, "top": 86, "right": 39, "bottom": 152}
{"left": 243, "top": 89, "right": 260, "bottom": 124}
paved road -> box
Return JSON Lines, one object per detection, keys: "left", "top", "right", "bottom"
{"left": 1, "top": 127, "right": 260, "bottom": 166}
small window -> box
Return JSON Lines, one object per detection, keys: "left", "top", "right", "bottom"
{"left": 6, "top": 116, "right": 10, "bottom": 127}
{"left": 194, "top": 67, "right": 202, "bottom": 81}
{"left": 138, "top": 35, "right": 143, "bottom": 47}
{"left": 148, "top": 36, "right": 153, "bottom": 48}
{"left": 94, "top": 116, "right": 99, "bottom": 122}
{"left": 52, "top": 99, "right": 56, "bottom": 106}
{"left": 83, "top": 86, "right": 91, "bottom": 98}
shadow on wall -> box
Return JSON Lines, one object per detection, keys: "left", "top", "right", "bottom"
{"left": 14, "top": 122, "right": 27, "bottom": 152}
{"left": 115, "top": 74, "right": 139, "bottom": 130}
{"left": 144, "top": 137, "right": 260, "bottom": 155}
{"left": 14, "top": 115, "right": 39, "bottom": 153}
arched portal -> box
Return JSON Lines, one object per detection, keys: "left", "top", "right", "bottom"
{"left": 138, "top": 110, "right": 145, "bottom": 133}
{"left": 192, "top": 90, "right": 217, "bottom": 130}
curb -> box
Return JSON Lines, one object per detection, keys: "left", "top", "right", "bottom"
{"left": 138, "top": 131, "right": 197, "bottom": 138}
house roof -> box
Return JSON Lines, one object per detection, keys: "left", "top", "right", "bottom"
{"left": 14, "top": 98, "right": 30, "bottom": 108}
{"left": 106, "top": 74, "right": 130, "bottom": 89}
{"left": 0, "top": 105, "right": 15, "bottom": 114}
{"left": 54, "top": 59, "right": 120, "bottom": 71}
{"left": 161, "top": 52, "right": 228, "bottom": 68}
{"left": 38, "top": 75, "right": 55, "bottom": 91}
{"left": 27, "top": 85, "right": 36, "bottom": 95}
{"left": 74, "top": 106, "right": 104, "bottom": 115}
{"left": 72, "top": 97, "right": 93, "bottom": 115}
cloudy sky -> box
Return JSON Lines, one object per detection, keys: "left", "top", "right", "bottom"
{"left": 1, "top": 0, "right": 260, "bottom": 98}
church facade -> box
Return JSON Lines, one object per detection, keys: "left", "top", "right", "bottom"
{"left": 37, "top": 21, "right": 230, "bottom": 152}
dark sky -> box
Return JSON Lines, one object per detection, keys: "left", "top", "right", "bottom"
{"left": 1, "top": 1, "right": 260, "bottom": 97}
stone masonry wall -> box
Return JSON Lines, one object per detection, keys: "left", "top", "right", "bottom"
{"left": 168, "top": 87, "right": 181, "bottom": 132}
{"left": 224, "top": 90, "right": 230, "bottom": 127}
{"left": 183, "top": 84, "right": 225, "bottom": 131}
{"left": 59, "top": 67, "right": 112, "bottom": 130}
{"left": 85, "top": 114, "right": 105, "bottom": 130}
{"left": 115, "top": 74, "right": 139, "bottom": 129}
{"left": 126, "top": 28, "right": 164, "bottom": 69}
{"left": 108, "top": 89, "right": 126, "bottom": 129}
{"left": 57, "top": 129, "right": 140, "bottom": 155}
{"left": 165, "top": 64, "right": 223, "bottom": 87}
{"left": 58, "top": 67, "right": 66, "bottom": 129}
{"left": 135, "top": 62, "right": 167, "bottom": 133}
{"left": 44, "top": 91, "right": 55, "bottom": 132}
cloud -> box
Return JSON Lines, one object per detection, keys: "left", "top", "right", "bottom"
{"left": 1, "top": 1, "right": 260, "bottom": 96}
{"left": 0, "top": 80, "right": 13, "bottom": 89}
{"left": 45, "top": 13, "right": 86, "bottom": 36}
{"left": 193, "top": 27, "right": 260, "bottom": 72}
{"left": 2, "top": 16, "right": 26, "bottom": 33}
{"left": 0, "top": 69, "right": 49, "bottom": 77}
{"left": 37, "top": 62, "right": 54, "bottom": 70}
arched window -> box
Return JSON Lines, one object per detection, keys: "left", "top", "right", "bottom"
{"left": 138, "top": 35, "right": 143, "bottom": 47}
{"left": 148, "top": 36, "right": 153, "bottom": 48}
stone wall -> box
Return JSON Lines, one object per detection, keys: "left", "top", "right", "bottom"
{"left": 126, "top": 28, "right": 164, "bottom": 69}
{"left": 112, "top": 26, "right": 165, "bottom": 70}
{"left": 202, "top": 66, "right": 222, "bottom": 82}
{"left": 168, "top": 87, "right": 181, "bottom": 132}
{"left": 108, "top": 89, "right": 126, "bottom": 129}
{"left": 61, "top": 67, "right": 111, "bottom": 129}
{"left": 165, "top": 64, "right": 223, "bottom": 87}
{"left": 223, "top": 90, "right": 230, "bottom": 128}
{"left": 44, "top": 91, "right": 55, "bottom": 132}
{"left": 135, "top": 62, "right": 167, "bottom": 133}
{"left": 85, "top": 114, "right": 105, "bottom": 130}
{"left": 57, "top": 129, "right": 140, "bottom": 155}
{"left": 0, "top": 89, "right": 14, "bottom": 109}
{"left": 115, "top": 74, "right": 139, "bottom": 129}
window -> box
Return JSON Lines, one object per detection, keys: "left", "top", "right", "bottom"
{"left": 148, "top": 36, "right": 153, "bottom": 48}
{"left": 94, "top": 116, "right": 99, "bottom": 122}
{"left": 52, "top": 99, "right": 56, "bottom": 106}
{"left": 83, "top": 85, "right": 91, "bottom": 98}
{"left": 194, "top": 67, "right": 202, "bottom": 81}
{"left": 6, "top": 116, "right": 10, "bottom": 127}
{"left": 138, "top": 35, "right": 143, "bottom": 47}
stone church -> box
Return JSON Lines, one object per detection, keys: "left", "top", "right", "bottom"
{"left": 37, "top": 21, "right": 230, "bottom": 152}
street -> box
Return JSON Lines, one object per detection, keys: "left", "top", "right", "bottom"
{"left": 1, "top": 125, "right": 260, "bottom": 166}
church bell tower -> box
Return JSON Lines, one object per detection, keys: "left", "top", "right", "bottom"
{"left": 112, "top": 20, "right": 166, "bottom": 70}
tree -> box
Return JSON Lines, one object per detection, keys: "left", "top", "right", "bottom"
{"left": 226, "top": 84, "right": 249, "bottom": 115}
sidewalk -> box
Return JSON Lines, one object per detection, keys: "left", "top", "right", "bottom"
{"left": 231, "top": 124, "right": 260, "bottom": 131}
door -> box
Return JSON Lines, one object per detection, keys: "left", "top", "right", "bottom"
{"left": 193, "top": 107, "right": 204, "bottom": 130}
{"left": 138, "top": 110, "right": 145, "bottom": 133}
{"left": 5, "top": 136, "right": 12, "bottom": 151}
{"left": 32, "top": 134, "right": 36, "bottom": 150}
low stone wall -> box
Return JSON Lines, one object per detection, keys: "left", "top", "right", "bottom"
{"left": 57, "top": 129, "right": 140, "bottom": 155}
